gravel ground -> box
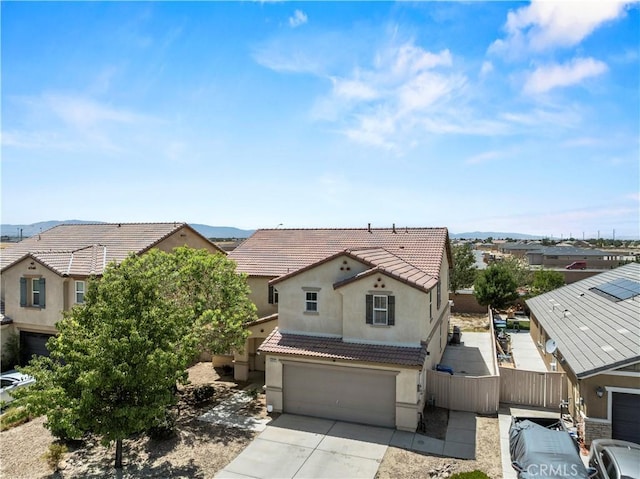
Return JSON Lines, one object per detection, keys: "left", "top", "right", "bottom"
{"left": 0, "top": 363, "right": 260, "bottom": 479}
{"left": 2, "top": 320, "right": 504, "bottom": 479}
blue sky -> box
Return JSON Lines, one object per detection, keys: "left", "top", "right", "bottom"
{"left": 2, "top": 1, "right": 639, "bottom": 238}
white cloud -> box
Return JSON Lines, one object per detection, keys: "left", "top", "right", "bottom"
{"left": 523, "top": 57, "right": 608, "bottom": 94}
{"left": 465, "top": 150, "right": 504, "bottom": 165}
{"left": 289, "top": 9, "right": 308, "bottom": 28}
{"left": 480, "top": 61, "right": 493, "bottom": 76}
{"left": 489, "top": 1, "right": 632, "bottom": 56}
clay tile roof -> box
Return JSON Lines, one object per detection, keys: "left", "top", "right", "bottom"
{"left": 229, "top": 227, "right": 451, "bottom": 279}
{"left": 258, "top": 329, "right": 428, "bottom": 367}
{"left": 1, "top": 222, "right": 211, "bottom": 275}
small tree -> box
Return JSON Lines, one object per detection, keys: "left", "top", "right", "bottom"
{"left": 530, "top": 269, "right": 565, "bottom": 296}
{"left": 450, "top": 244, "right": 477, "bottom": 293}
{"left": 473, "top": 263, "right": 518, "bottom": 309}
{"left": 500, "top": 256, "right": 533, "bottom": 289}
{"left": 18, "top": 247, "right": 256, "bottom": 470}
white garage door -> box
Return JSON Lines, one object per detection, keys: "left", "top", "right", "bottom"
{"left": 283, "top": 362, "right": 396, "bottom": 427}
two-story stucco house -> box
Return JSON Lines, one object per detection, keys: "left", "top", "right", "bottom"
{"left": 229, "top": 226, "right": 452, "bottom": 431}
{"left": 0, "top": 222, "right": 222, "bottom": 364}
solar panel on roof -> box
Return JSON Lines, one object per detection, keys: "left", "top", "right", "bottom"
{"left": 591, "top": 278, "right": 640, "bottom": 301}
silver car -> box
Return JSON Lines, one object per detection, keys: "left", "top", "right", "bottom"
{"left": 588, "top": 439, "right": 640, "bottom": 479}
{"left": 0, "top": 371, "right": 36, "bottom": 406}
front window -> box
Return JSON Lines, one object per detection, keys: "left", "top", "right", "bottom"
{"left": 75, "top": 281, "right": 85, "bottom": 303}
{"left": 305, "top": 291, "right": 318, "bottom": 312}
{"left": 373, "top": 295, "right": 388, "bottom": 325}
{"left": 32, "top": 279, "right": 40, "bottom": 306}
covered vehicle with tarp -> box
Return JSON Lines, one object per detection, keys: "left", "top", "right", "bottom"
{"left": 510, "top": 418, "right": 596, "bottom": 479}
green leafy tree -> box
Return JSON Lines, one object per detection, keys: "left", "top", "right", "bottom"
{"left": 473, "top": 263, "right": 519, "bottom": 309}
{"left": 530, "top": 269, "right": 565, "bottom": 296}
{"left": 450, "top": 244, "right": 477, "bottom": 293}
{"left": 500, "top": 256, "right": 533, "bottom": 288}
{"left": 18, "top": 247, "right": 255, "bottom": 469}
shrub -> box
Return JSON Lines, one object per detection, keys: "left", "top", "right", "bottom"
{"left": 1, "top": 333, "right": 21, "bottom": 372}
{"left": 450, "top": 471, "right": 490, "bottom": 479}
{"left": 42, "top": 443, "right": 68, "bottom": 472}
{"left": 246, "top": 388, "right": 260, "bottom": 400}
{"left": 193, "top": 384, "right": 215, "bottom": 403}
{"left": 147, "top": 409, "right": 177, "bottom": 440}
{"left": 0, "top": 406, "right": 32, "bottom": 431}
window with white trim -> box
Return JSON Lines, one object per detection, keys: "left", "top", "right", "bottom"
{"left": 32, "top": 278, "right": 41, "bottom": 306}
{"left": 75, "top": 281, "right": 85, "bottom": 304}
{"left": 366, "top": 294, "right": 395, "bottom": 326}
{"left": 373, "top": 295, "right": 388, "bottom": 325}
{"left": 305, "top": 291, "right": 318, "bottom": 312}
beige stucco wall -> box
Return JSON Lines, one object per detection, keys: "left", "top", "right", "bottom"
{"left": 155, "top": 226, "right": 223, "bottom": 254}
{"left": 339, "top": 275, "right": 429, "bottom": 345}
{"left": 2, "top": 257, "right": 63, "bottom": 335}
{"left": 275, "top": 256, "right": 369, "bottom": 337}
{"left": 245, "top": 276, "right": 278, "bottom": 318}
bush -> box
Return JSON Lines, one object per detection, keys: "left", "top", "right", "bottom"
{"left": 1, "top": 333, "right": 21, "bottom": 372}
{"left": 42, "top": 443, "right": 68, "bottom": 472}
{"left": 193, "top": 384, "right": 215, "bottom": 403}
{"left": 0, "top": 406, "right": 32, "bottom": 431}
{"left": 450, "top": 471, "right": 490, "bottom": 479}
{"left": 246, "top": 388, "right": 260, "bottom": 400}
{"left": 147, "top": 409, "right": 177, "bottom": 440}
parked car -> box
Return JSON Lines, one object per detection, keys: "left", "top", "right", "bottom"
{"left": 566, "top": 261, "right": 587, "bottom": 270}
{"left": 0, "top": 371, "right": 35, "bottom": 407}
{"left": 510, "top": 417, "right": 597, "bottom": 479}
{"left": 588, "top": 439, "right": 640, "bottom": 479}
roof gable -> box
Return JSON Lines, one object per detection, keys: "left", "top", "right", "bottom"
{"left": 230, "top": 227, "right": 450, "bottom": 279}
{"left": 526, "top": 263, "right": 640, "bottom": 378}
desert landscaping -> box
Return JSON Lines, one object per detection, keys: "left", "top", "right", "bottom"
{"left": 1, "top": 314, "right": 505, "bottom": 479}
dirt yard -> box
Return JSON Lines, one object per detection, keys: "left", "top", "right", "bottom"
{"left": 1, "top": 361, "right": 504, "bottom": 478}
{"left": 450, "top": 313, "right": 490, "bottom": 332}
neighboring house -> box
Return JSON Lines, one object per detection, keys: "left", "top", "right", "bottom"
{"left": 525, "top": 246, "right": 621, "bottom": 269}
{"left": 0, "top": 223, "right": 223, "bottom": 364}
{"left": 229, "top": 226, "right": 452, "bottom": 431}
{"left": 526, "top": 263, "right": 640, "bottom": 445}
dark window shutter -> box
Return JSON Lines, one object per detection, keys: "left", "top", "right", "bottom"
{"left": 388, "top": 295, "right": 395, "bottom": 326}
{"left": 366, "top": 294, "right": 373, "bottom": 324}
{"left": 268, "top": 285, "right": 274, "bottom": 304}
{"left": 39, "top": 278, "right": 46, "bottom": 308}
{"left": 20, "top": 278, "right": 27, "bottom": 307}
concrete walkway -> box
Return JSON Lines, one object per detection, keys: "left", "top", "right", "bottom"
{"left": 216, "top": 411, "right": 477, "bottom": 479}
{"left": 440, "top": 332, "right": 496, "bottom": 376}
{"left": 509, "top": 332, "right": 548, "bottom": 371}
{"left": 199, "top": 385, "right": 272, "bottom": 432}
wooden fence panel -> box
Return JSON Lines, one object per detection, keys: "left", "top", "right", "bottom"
{"left": 499, "top": 367, "right": 565, "bottom": 408}
{"left": 426, "top": 370, "right": 499, "bottom": 414}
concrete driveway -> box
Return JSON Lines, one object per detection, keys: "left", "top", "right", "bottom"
{"left": 215, "top": 414, "right": 394, "bottom": 479}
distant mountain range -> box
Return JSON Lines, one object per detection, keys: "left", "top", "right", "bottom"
{"left": 1, "top": 220, "right": 255, "bottom": 239}
{"left": 449, "top": 231, "right": 540, "bottom": 240}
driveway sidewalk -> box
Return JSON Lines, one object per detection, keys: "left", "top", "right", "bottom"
{"left": 216, "top": 411, "right": 477, "bottom": 479}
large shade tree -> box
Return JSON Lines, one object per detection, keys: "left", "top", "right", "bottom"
{"left": 18, "top": 247, "right": 256, "bottom": 469}
{"left": 473, "top": 263, "right": 519, "bottom": 309}
{"left": 450, "top": 243, "right": 477, "bottom": 293}
{"left": 530, "top": 269, "right": 565, "bottom": 296}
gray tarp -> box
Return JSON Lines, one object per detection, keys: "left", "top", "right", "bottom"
{"left": 509, "top": 419, "right": 590, "bottom": 479}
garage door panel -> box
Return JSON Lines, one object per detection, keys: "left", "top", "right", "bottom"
{"left": 283, "top": 363, "right": 396, "bottom": 428}
{"left": 612, "top": 392, "right": 640, "bottom": 444}
{"left": 20, "top": 332, "right": 54, "bottom": 365}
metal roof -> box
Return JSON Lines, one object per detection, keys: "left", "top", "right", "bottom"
{"left": 526, "top": 263, "right": 640, "bottom": 379}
